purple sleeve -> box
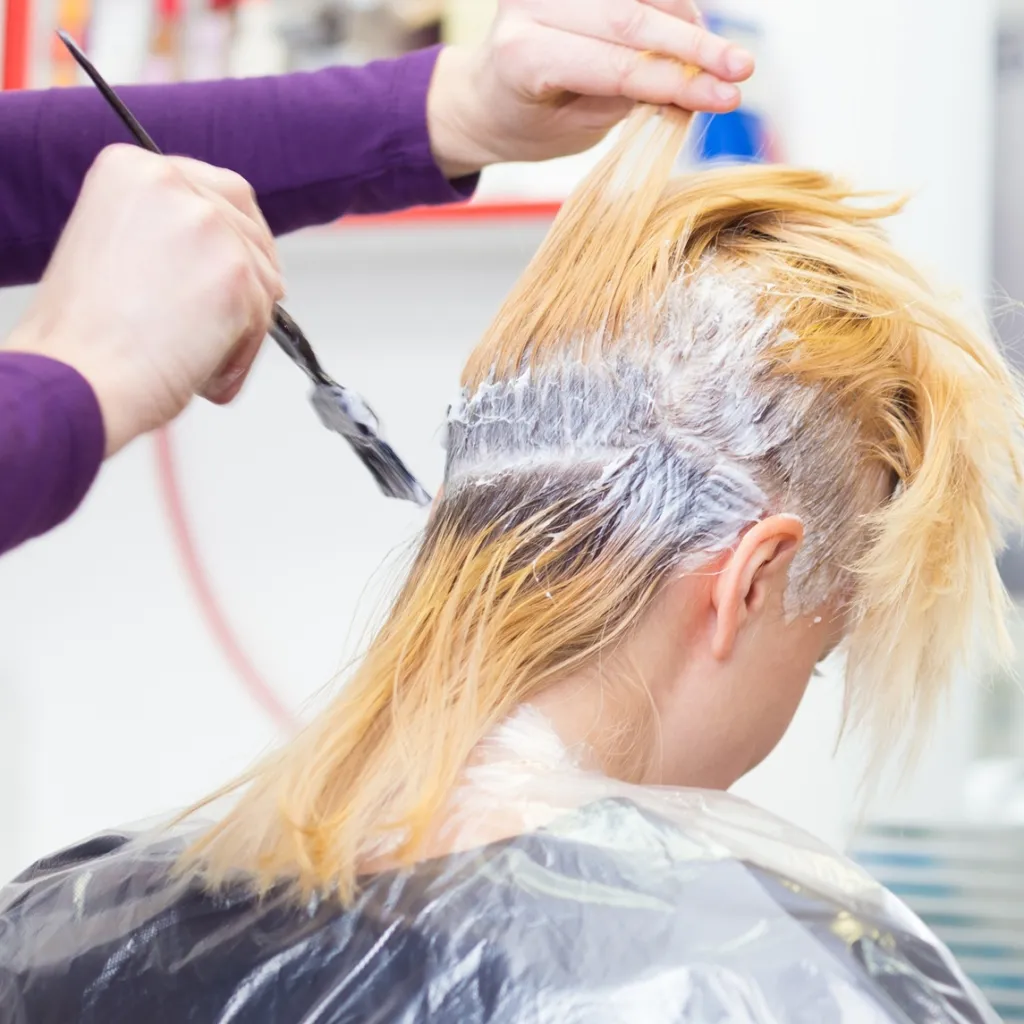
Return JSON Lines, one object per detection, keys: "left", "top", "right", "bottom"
{"left": 0, "top": 46, "right": 477, "bottom": 287}
{"left": 0, "top": 353, "right": 105, "bottom": 556}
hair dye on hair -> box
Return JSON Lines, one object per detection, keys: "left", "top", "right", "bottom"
{"left": 177, "top": 104, "right": 1024, "bottom": 903}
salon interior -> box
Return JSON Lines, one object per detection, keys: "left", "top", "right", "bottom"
{"left": 0, "top": 0, "right": 1023, "bottom": 1016}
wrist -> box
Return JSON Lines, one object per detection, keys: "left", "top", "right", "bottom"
{"left": 5, "top": 320, "right": 141, "bottom": 458}
{"left": 427, "top": 46, "right": 500, "bottom": 179}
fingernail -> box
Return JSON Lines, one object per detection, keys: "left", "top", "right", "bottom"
{"left": 726, "top": 46, "right": 754, "bottom": 78}
{"left": 715, "top": 81, "right": 740, "bottom": 105}
{"left": 216, "top": 364, "right": 246, "bottom": 390}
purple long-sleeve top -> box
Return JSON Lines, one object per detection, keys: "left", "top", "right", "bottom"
{"left": 0, "top": 47, "right": 476, "bottom": 556}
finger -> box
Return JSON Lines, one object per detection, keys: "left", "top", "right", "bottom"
{"left": 196, "top": 189, "right": 280, "bottom": 282}
{"left": 244, "top": 243, "right": 285, "bottom": 310}
{"left": 200, "top": 259, "right": 276, "bottom": 404}
{"left": 641, "top": 0, "right": 703, "bottom": 25}
{"left": 527, "top": 0, "right": 753, "bottom": 82}
{"left": 190, "top": 195, "right": 281, "bottom": 405}
{"left": 201, "top": 329, "right": 265, "bottom": 405}
{"left": 523, "top": 27, "right": 742, "bottom": 112}
{"left": 564, "top": 94, "right": 637, "bottom": 131}
{"left": 170, "top": 157, "right": 279, "bottom": 269}
{"left": 191, "top": 184, "right": 285, "bottom": 297}
{"left": 170, "top": 157, "right": 267, "bottom": 224}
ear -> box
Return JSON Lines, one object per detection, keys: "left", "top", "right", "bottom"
{"left": 710, "top": 516, "right": 805, "bottom": 661}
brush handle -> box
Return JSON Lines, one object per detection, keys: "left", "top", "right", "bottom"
{"left": 59, "top": 32, "right": 161, "bottom": 153}
{"left": 269, "top": 309, "right": 333, "bottom": 388}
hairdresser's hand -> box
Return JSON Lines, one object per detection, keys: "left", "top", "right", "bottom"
{"left": 428, "top": 0, "right": 754, "bottom": 176}
{"left": 4, "top": 145, "right": 282, "bottom": 457}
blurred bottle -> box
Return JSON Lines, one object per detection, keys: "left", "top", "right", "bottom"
{"left": 143, "top": 0, "right": 184, "bottom": 84}
{"left": 441, "top": 0, "right": 495, "bottom": 45}
{"left": 186, "top": 0, "right": 238, "bottom": 81}
{"left": 343, "top": 0, "right": 394, "bottom": 63}
{"left": 88, "top": 0, "right": 153, "bottom": 84}
{"left": 279, "top": 4, "right": 349, "bottom": 72}
{"left": 229, "top": 0, "right": 287, "bottom": 77}
{"left": 341, "top": 1, "right": 439, "bottom": 63}
{"left": 684, "top": 12, "right": 782, "bottom": 167}
{"left": 50, "top": 0, "right": 92, "bottom": 87}
{"left": 396, "top": 0, "right": 442, "bottom": 51}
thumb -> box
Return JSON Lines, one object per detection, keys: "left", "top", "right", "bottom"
{"left": 200, "top": 326, "right": 267, "bottom": 406}
{"left": 560, "top": 94, "right": 635, "bottom": 132}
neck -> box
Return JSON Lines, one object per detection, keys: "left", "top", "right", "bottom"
{"left": 526, "top": 572, "right": 748, "bottom": 790}
{"left": 527, "top": 603, "right": 686, "bottom": 787}
{"left": 528, "top": 665, "right": 656, "bottom": 783}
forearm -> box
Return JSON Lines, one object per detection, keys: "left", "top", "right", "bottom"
{"left": 0, "top": 353, "right": 105, "bottom": 556}
{"left": 0, "top": 46, "right": 476, "bottom": 288}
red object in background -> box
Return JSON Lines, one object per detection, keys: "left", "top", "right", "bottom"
{"left": 347, "top": 200, "right": 563, "bottom": 227}
{"left": 145, "top": 0, "right": 184, "bottom": 83}
{"left": 3, "top": 0, "right": 31, "bottom": 90}
{"left": 50, "top": 0, "right": 92, "bottom": 87}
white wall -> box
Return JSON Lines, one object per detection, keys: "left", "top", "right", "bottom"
{"left": 0, "top": 0, "right": 1000, "bottom": 879}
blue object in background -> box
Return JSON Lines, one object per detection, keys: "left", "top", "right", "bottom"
{"left": 694, "top": 12, "right": 772, "bottom": 165}
{"left": 695, "top": 109, "right": 765, "bottom": 164}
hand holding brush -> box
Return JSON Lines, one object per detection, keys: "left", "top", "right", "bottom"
{"left": 56, "top": 30, "right": 431, "bottom": 506}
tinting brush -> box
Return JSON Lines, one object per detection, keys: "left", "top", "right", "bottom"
{"left": 270, "top": 309, "right": 431, "bottom": 504}
{"left": 58, "top": 30, "right": 432, "bottom": 507}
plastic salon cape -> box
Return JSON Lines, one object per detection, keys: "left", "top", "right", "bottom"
{"left": 0, "top": 712, "right": 998, "bottom": 1024}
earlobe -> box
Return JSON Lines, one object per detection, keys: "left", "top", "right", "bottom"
{"left": 710, "top": 516, "right": 805, "bottom": 661}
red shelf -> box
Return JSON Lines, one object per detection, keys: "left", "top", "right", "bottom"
{"left": 345, "top": 200, "right": 562, "bottom": 227}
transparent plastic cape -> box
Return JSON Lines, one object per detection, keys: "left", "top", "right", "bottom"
{"left": 0, "top": 710, "right": 998, "bottom": 1024}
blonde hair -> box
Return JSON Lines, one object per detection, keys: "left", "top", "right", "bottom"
{"left": 181, "top": 107, "right": 1024, "bottom": 902}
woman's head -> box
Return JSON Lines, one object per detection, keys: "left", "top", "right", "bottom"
{"left": 185, "top": 108, "right": 1024, "bottom": 901}
{"left": 435, "top": 250, "right": 869, "bottom": 786}
{"left": 437, "top": 150, "right": 1021, "bottom": 779}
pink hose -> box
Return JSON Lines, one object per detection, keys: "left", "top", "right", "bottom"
{"left": 153, "top": 426, "right": 296, "bottom": 732}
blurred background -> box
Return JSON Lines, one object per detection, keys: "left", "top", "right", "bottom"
{"left": 1, "top": 0, "right": 1023, "bottom": 1014}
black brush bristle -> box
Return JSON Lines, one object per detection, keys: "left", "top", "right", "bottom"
{"left": 346, "top": 438, "right": 432, "bottom": 506}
